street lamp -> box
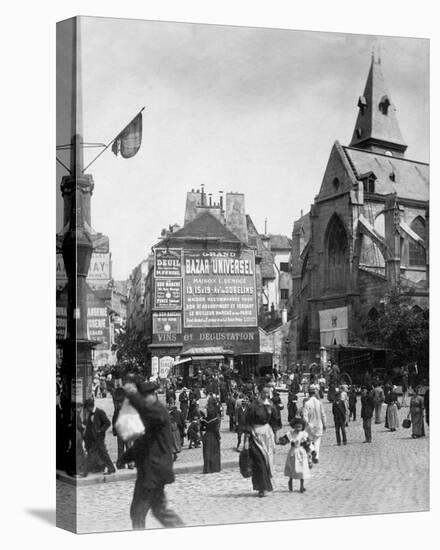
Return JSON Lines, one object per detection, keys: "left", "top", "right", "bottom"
{"left": 285, "top": 337, "right": 290, "bottom": 372}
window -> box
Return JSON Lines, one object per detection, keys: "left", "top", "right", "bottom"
{"left": 368, "top": 307, "right": 379, "bottom": 322}
{"left": 361, "top": 173, "right": 376, "bottom": 194}
{"left": 332, "top": 177, "right": 341, "bottom": 191}
{"left": 356, "top": 128, "right": 363, "bottom": 139}
{"left": 379, "top": 96, "right": 391, "bottom": 115}
{"left": 358, "top": 95, "right": 367, "bottom": 115}
{"left": 280, "top": 289, "right": 289, "bottom": 300}
{"left": 279, "top": 262, "right": 289, "bottom": 273}
{"left": 325, "top": 215, "right": 348, "bottom": 291}
{"left": 409, "top": 217, "right": 426, "bottom": 266}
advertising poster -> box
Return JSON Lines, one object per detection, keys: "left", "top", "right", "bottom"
{"left": 183, "top": 249, "right": 258, "bottom": 328}
{"left": 152, "top": 312, "right": 182, "bottom": 345}
{"left": 154, "top": 248, "right": 183, "bottom": 278}
{"left": 154, "top": 278, "right": 182, "bottom": 309}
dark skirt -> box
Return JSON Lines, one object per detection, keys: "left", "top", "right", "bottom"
{"left": 202, "top": 431, "right": 221, "bottom": 473}
{"left": 248, "top": 436, "right": 273, "bottom": 493}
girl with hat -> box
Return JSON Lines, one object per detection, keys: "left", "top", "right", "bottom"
{"left": 280, "top": 417, "right": 311, "bottom": 493}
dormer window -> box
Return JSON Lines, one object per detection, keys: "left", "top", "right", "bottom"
{"left": 358, "top": 95, "right": 367, "bottom": 115}
{"left": 359, "top": 171, "right": 377, "bottom": 194}
{"left": 379, "top": 95, "right": 391, "bottom": 115}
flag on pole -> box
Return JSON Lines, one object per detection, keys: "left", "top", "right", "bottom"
{"left": 112, "top": 111, "right": 143, "bottom": 158}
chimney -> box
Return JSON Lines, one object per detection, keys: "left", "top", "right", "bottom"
{"left": 208, "top": 193, "right": 212, "bottom": 206}
{"left": 219, "top": 191, "right": 224, "bottom": 211}
{"left": 264, "top": 217, "right": 268, "bottom": 236}
{"left": 225, "top": 192, "right": 248, "bottom": 243}
{"left": 201, "top": 184, "right": 205, "bottom": 206}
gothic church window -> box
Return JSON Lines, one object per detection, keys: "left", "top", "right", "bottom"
{"left": 409, "top": 216, "right": 426, "bottom": 266}
{"left": 325, "top": 215, "right": 348, "bottom": 291}
{"left": 332, "top": 177, "right": 340, "bottom": 191}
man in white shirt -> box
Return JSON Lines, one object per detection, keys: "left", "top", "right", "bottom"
{"left": 302, "top": 385, "right": 327, "bottom": 463}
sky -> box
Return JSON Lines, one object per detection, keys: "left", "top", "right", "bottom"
{"left": 56, "top": 17, "right": 429, "bottom": 281}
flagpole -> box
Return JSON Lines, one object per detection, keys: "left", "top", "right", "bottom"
{"left": 82, "top": 106, "right": 145, "bottom": 173}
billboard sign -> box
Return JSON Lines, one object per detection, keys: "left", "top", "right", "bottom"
{"left": 183, "top": 326, "right": 260, "bottom": 354}
{"left": 183, "top": 249, "right": 258, "bottom": 328}
{"left": 152, "top": 312, "right": 183, "bottom": 345}
{"left": 56, "top": 252, "right": 111, "bottom": 284}
{"left": 154, "top": 278, "right": 182, "bottom": 309}
{"left": 154, "top": 248, "right": 183, "bottom": 278}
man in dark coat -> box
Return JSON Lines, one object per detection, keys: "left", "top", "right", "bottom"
{"left": 179, "top": 388, "right": 189, "bottom": 422}
{"left": 235, "top": 398, "right": 248, "bottom": 451}
{"left": 170, "top": 404, "right": 186, "bottom": 446}
{"left": 117, "top": 381, "right": 183, "bottom": 530}
{"left": 84, "top": 398, "right": 115, "bottom": 474}
{"left": 332, "top": 391, "right": 347, "bottom": 445}
{"left": 360, "top": 386, "right": 375, "bottom": 443}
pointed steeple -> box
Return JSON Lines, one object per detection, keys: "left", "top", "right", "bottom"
{"left": 349, "top": 54, "right": 407, "bottom": 157}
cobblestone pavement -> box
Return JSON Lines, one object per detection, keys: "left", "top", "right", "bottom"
{"left": 57, "top": 396, "right": 429, "bottom": 533}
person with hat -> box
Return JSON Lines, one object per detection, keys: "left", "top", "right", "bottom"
{"left": 116, "top": 381, "right": 184, "bottom": 530}
{"left": 372, "top": 382, "right": 385, "bottom": 424}
{"left": 332, "top": 391, "right": 348, "bottom": 445}
{"left": 360, "top": 385, "right": 375, "bottom": 443}
{"left": 235, "top": 396, "right": 249, "bottom": 452}
{"left": 384, "top": 385, "right": 399, "bottom": 432}
{"left": 84, "top": 398, "right": 116, "bottom": 475}
{"left": 179, "top": 387, "right": 190, "bottom": 423}
{"left": 280, "top": 417, "right": 311, "bottom": 493}
{"left": 302, "top": 386, "right": 326, "bottom": 463}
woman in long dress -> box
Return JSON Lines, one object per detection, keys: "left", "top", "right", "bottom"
{"left": 384, "top": 386, "right": 399, "bottom": 431}
{"left": 245, "top": 388, "right": 276, "bottom": 497}
{"left": 282, "top": 417, "right": 311, "bottom": 493}
{"left": 201, "top": 404, "right": 221, "bottom": 473}
{"left": 410, "top": 388, "right": 425, "bottom": 438}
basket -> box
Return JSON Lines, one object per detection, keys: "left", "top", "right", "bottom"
{"left": 402, "top": 417, "right": 411, "bottom": 429}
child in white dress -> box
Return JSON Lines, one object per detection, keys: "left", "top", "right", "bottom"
{"left": 280, "top": 417, "right": 311, "bottom": 493}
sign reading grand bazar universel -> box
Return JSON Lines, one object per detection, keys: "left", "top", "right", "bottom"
{"left": 183, "top": 249, "right": 258, "bottom": 328}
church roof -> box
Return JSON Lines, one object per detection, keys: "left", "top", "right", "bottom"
{"left": 343, "top": 146, "right": 429, "bottom": 202}
{"left": 349, "top": 56, "right": 407, "bottom": 153}
{"left": 156, "top": 211, "right": 243, "bottom": 246}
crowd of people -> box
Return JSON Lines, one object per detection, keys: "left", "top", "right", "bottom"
{"left": 56, "top": 362, "right": 429, "bottom": 529}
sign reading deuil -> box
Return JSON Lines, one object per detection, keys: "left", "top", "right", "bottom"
{"left": 154, "top": 248, "right": 183, "bottom": 278}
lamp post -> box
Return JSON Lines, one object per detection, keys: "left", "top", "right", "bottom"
{"left": 59, "top": 134, "right": 96, "bottom": 410}
{"left": 285, "top": 337, "right": 290, "bottom": 372}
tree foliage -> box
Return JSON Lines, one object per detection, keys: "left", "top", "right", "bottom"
{"left": 114, "top": 326, "right": 147, "bottom": 367}
{"left": 357, "top": 290, "right": 429, "bottom": 370}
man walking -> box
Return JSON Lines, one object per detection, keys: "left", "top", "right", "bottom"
{"left": 84, "top": 398, "right": 116, "bottom": 474}
{"left": 117, "top": 381, "right": 184, "bottom": 530}
{"left": 235, "top": 397, "right": 248, "bottom": 452}
{"left": 361, "top": 386, "right": 375, "bottom": 443}
{"left": 332, "top": 391, "right": 347, "bottom": 445}
{"left": 302, "top": 385, "right": 326, "bottom": 463}
{"left": 372, "top": 382, "right": 385, "bottom": 424}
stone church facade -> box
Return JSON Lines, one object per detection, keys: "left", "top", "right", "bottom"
{"left": 291, "top": 55, "right": 429, "bottom": 357}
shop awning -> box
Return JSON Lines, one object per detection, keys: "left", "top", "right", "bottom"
{"left": 173, "top": 357, "right": 192, "bottom": 366}
{"left": 181, "top": 346, "right": 234, "bottom": 357}
{"left": 191, "top": 355, "right": 226, "bottom": 361}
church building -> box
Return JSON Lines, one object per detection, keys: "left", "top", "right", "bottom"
{"left": 291, "top": 54, "right": 429, "bottom": 365}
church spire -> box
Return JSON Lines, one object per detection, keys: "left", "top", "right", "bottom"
{"left": 349, "top": 55, "right": 407, "bottom": 157}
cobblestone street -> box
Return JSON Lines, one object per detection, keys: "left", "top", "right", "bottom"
{"left": 57, "top": 395, "right": 429, "bottom": 533}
